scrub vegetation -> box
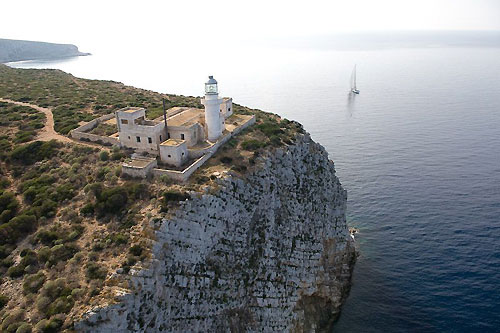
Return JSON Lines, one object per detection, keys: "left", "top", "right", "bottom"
{"left": 0, "top": 63, "right": 304, "bottom": 331}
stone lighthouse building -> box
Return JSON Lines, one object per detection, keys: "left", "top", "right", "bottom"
{"left": 201, "top": 76, "right": 224, "bottom": 142}
{"left": 101, "top": 75, "right": 254, "bottom": 178}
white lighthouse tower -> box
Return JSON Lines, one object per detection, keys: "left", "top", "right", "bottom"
{"left": 201, "top": 75, "right": 223, "bottom": 142}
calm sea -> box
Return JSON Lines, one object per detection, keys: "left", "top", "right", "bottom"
{"left": 8, "top": 33, "right": 500, "bottom": 332}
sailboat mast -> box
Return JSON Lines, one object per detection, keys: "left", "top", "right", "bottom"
{"left": 353, "top": 65, "right": 357, "bottom": 90}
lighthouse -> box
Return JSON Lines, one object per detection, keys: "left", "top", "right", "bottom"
{"left": 201, "top": 75, "right": 223, "bottom": 142}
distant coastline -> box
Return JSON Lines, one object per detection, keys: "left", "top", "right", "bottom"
{"left": 0, "top": 38, "right": 89, "bottom": 63}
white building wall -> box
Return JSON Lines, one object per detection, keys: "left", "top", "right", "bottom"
{"left": 116, "top": 108, "right": 167, "bottom": 152}
{"left": 167, "top": 124, "right": 200, "bottom": 148}
{"left": 221, "top": 98, "right": 233, "bottom": 118}
{"left": 118, "top": 124, "right": 166, "bottom": 152}
{"left": 159, "top": 142, "right": 188, "bottom": 167}
{"left": 201, "top": 94, "right": 223, "bottom": 142}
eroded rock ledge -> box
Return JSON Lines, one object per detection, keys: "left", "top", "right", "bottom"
{"left": 75, "top": 134, "right": 356, "bottom": 332}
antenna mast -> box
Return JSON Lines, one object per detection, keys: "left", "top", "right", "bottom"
{"left": 162, "top": 98, "right": 167, "bottom": 127}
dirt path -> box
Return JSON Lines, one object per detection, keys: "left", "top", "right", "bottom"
{"left": 0, "top": 98, "right": 73, "bottom": 143}
{"left": 0, "top": 98, "right": 110, "bottom": 149}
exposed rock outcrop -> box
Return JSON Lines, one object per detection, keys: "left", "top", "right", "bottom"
{"left": 75, "top": 133, "right": 356, "bottom": 332}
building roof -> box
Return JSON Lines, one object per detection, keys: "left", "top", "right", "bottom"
{"left": 160, "top": 138, "right": 186, "bottom": 147}
{"left": 166, "top": 108, "right": 204, "bottom": 127}
{"left": 117, "top": 107, "right": 145, "bottom": 114}
{"left": 206, "top": 75, "right": 217, "bottom": 85}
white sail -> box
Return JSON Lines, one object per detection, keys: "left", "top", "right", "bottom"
{"left": 351, "top": 65, "right": 357, "bottom": 90}
{"left": 350, "top": 65, "right": 359, "bottom": 94}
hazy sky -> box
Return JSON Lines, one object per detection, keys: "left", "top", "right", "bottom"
{"left": 1, "top": 0, "right": 499, "bottom": 48}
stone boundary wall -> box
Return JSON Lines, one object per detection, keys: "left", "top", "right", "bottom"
{"left": 152, "top": 154, "right": 211, "bottom": 182}
{"left": 155, "top": 115, "right": 256, "bottom": 181}
{"left": 70, "top": 113, "right": 119, "bottom": 145}
{"left": 231, "top": 114, "right": 256, "bottom": 136}
{"left": 188, "top": 115, "right": 256, "bottom": 159}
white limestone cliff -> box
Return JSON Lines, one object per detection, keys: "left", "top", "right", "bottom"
{"left": 75, "top": 133, "right": 356, "bottom": 332}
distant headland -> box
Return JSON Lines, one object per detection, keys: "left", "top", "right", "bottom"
{"left": 0, "top": 38, "right": 89, "bottom": 63}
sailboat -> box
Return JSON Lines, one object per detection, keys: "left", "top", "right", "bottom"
{"left": 351, "top": 65, "right": 360, "bottom": 94}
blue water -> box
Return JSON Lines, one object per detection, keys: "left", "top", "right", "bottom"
{"left": 322, "top": 48, "right": 500, "bottom": 332}
{"left": 8, "top": 39, "right": 500, "bottom": 332}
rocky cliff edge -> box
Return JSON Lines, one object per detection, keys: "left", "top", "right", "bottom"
{"left": 75, "top": 133, "right": 356, "bottom": 332}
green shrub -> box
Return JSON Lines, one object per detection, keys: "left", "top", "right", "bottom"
{"left": 162, "top": 191, "right": 189, "bottom": 203}
{"left": 95, "top": 187, "right": 128, "bottom": 215}
{"left": 220, "top": 156, "right": 233, "bottom": 164}
{"left": 65, "top": 226, "right": 85, "bottom": 241}
{"left": 14, "top": 323, "right": 31, "bottom": 333}
{"left": 48, "top": 243, "right": 79, "bottom": 265}
{"left": 129, "top": 244, "right": 143, "bottom": 257}
{"left": 110, "top": 233, "right": 128, "bottom": 245}
{"left": 19, "top": 248, "right": 32, "bottom": 257}
{"left": 111, "top": 151, "right": 125, "bottom": 160}
{"left": 35, "top": 199, "right": 58, "bottom": 219}
{"left": 0, "top": 191, "right": 19, "bottom": 224}
{"left": 270, "top": 135, "right": 282, "bottom": 146}
{"left": 53, "top": 184, "right": 75, "bottom": 202}
{"left": 37, "top": 246, "right": 51, "bottom": 263}
{"left": 0, "top": 244, "right": 13, "bottom": 259}
{"left": 37, "top": 279, "right": 73, "bottom": 315}
{"left": 10, "top": 140, "right": 60, "bottom": 165}
{"left": 0, "top": 214, "right": 36, "bottom": 245}
{"left": 0, "top": 309, "right": 25, "bottom": 332}
{"left": 80, "top": 203, "right": 95, "bottom": 216}
{"left": 160, "top": 191, "right": 189, "bottom": 212}
{"left": 9, "top": 214, "right": 36, "bottom": 233}
{"left": 241, "top": 140, "right": 266, "bottom": 150}
{"left": 14, "top": 130, "right": 36, "bottom": 143}
{"left": 35, "top": 316, "right": 64, "bottom": 333}
{"left": 256, "top": 121, "right": 283, "bottom": 137}
{"left": 85, "top": 262, "right": 107, "bottom": 280}
{"left": 99, "top": 151, "right": 109, "bottom": 161}
{"left": 0, "top": 177, "right": 10, "bottom": 189}
{"left": 124, "top": 182, "right": 149, "bottom": 200}
{"left": 7, "top": 264, "right": 25, "bottom": 278}
{"left": 1, "top": 257, "right": 13, "bottom": 268}
{"left": 35, "top": 296, "right": 51, "bottom": 313}
{"left": 47, "top": 297, "right": 74, "bottom": 316}
{"left": 34, "top": 230, "right": 60, "bottom": 246}
{"left": 23, "top": 272, "right": 46, "bottom": 294}
{"left": 84, "top": 182, "right": 103, "bottom": 197}
{"left": 19, "top": 250, "right": 38, "bottom": 267}
{"left": 0, "top": 293, "right": 8, "bottom": 309}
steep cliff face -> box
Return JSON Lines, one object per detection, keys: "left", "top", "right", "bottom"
{"left": 75, "top": 134, "right": 356, "bottom": 332}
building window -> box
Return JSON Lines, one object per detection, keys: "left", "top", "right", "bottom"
{"left": 148, "top": 137, "right": 152, "bottom": 144}
{"left": 128, "top": 136, "right": 130, "bottom": 139}
{"left": 228, "top": 107, "right": 231, "bottom": 112}
{"left": 181, "top": 134, "right": 185, "bottom": 140}
{"left": 136, "top": 136, "right": 141, "bottom": 143}
{"left": 168, "top": 154, "right": 171, "bottom": 158}
{"left": 159, "top": 135, "right": 162, "bottom": 141}
{"left": 167, "top": 133, "right": 170, "bottom": 139}
{"left": 182, "top": 152, "right": 184, "bottom": 156}
{"left": 121, "top": 119, "right": 128, "bottom": 124}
